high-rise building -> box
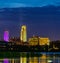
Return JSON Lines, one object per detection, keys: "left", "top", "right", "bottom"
{"left": 20, "top": 25, "right": 27, "bottom": 42}
{"left": 4, "top": 31, "right": 9, "bottom": 42}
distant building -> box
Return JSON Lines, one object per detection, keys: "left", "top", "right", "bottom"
{"left": 28, "top": 35, "right": 50, "bottom": 46}
{"left": 20, "top": 25, "right": 27, "bottom": 42}
{"left": 39, "top": 37, "right": 50, "bottom": 45}
{"left": 4, "top": 31, "right": 9, "bottom": 42}
{"left": 28, "top": 36, "right": 39, "bottom": 46}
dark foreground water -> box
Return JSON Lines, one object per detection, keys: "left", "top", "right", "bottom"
{"left": 0, "top": 52, "right": 60, "bottom": 63}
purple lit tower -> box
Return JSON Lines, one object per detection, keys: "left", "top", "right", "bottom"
{"left": 4, "top": 31, "right": 9, "bottom": 42}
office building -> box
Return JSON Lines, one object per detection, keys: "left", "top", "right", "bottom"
{"left": 28, "top": 36, "right": 39, "bottom": 46}
{"left": 39, "top": 37, "right": 50, "bottom": 45}
{"left": 4, "top": 31, "right": 9, "bottom": 42}
{"left": 20, "top": 25, "right": 27, "bottom": 42}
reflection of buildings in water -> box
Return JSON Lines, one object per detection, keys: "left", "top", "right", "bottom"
{"left": 14, "top": 58, "right": 20, "bottom": 63}
{"left": 20, "top": 57, "right": 22, "bottom": 63}
{"left": 52, "top": 56, "right": 58, "bottom": 63}
{"left": 47, "top": 54, "right": 59, "bottom": 63}
{"left": 34, "top": 57, "right": 38, "bottom": 63}
{"left": 29, "top": 57, "right": 34, "bottom": 63}
{"left": 0, "top": 53, "right": 59, "bottom": 63}
{"left": 1, "top": 58, "right": 20, "bottom": 63}
{"left": 0, "top": 56, "right": 49, "bottom": 63}
{"left": 20, "top": 57, "right": 27, "bottom": 63}
{"left": 29, "top": 57, "right": 38, "bottom": 63}
{"left": 12, "top": 59, "right": 14, "bottom": 63}
{"left": 4, "top": 58, "right": 9, "bottom": 63}
{"left": 19, "top": 55, "right": 50, "bottom": 63}
{"left": 0, "top": 59, "right": 4, "bottom": 63}
{"left": 39, "top": 54, "right": 47, "bottom": 63}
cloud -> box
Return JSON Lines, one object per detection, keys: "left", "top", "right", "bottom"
{"left": 0, "top": 0, "right": 60, "bottom": 8}
{"left": 0, "top": 3, "right": 29, "bottom": 8}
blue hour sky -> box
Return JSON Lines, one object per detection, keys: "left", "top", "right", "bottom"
{"left": 0, "top": 0, "right": 60, "bottom": 7}
{"left": 0, "top": 0, "right": 60, "bottom": 41}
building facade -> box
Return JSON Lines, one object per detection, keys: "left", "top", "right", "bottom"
{"left": 4, "top": 31, "right": 9, "bottom": 42}
{"left": 29, "top": 36, "right": 50, "bottom": 46}
{"left": 39, "top": 37, "right": 50, "bottom": 45}
{"left": 20, "top": 25, "right": 27, "bottom": 42}
{"left": 28, "top": 36, "right": 39, "bottom": 46}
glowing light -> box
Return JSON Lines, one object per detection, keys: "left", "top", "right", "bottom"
{"left": 4, "top": 31, "right": 9, "bottom": 42}
{"left": 39, "top": 37, "right": 50, "bottom": 45}
{"left": 47, "top": 60, "right": 52, "bottom": 63}
{"left": 20, "top": 25, "right": 27, "bottom": 42}
{"left": 3, "top": 58, "right": 9, "bottom": 63}
{"left": 20, "top": 57, "right": 27, "bottom": 63}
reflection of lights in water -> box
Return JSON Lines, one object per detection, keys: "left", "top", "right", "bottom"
{"left": 3, "top": 59, "right": 9, "bottom": 63}
{"left": 47, "top": 60, "right": 52, "bottom": 63}
{"left": 29, "top": 57, "right": 34, "bottom": 63}
{"left": 23, "top": 57, "right": 27, "bottom": 63}
{"left": 12, "top": 59, "right": 14, "bottom": 63}
{"left": 34, "top": 57, "right": 38, "bottom": 63}
{"left": 39, "top": 54, "right": 47, "bottom": 63}
{"left": 41, "top": 54, "right": 47, "bottom": 59}
{"left": 20, "top": 57, "right": 22, "bottom": 63}
{"left": 20, "top": 57, "right": 27, "bottom": 63}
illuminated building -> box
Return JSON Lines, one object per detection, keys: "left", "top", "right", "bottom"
{"left": 39, "top": 37, "right": 50, "bottom": 45}
{"left": 4, "top": 31, "right": 9, "bottom": 42}
{"left": 20, "top": 25, "right": 27, "bottom": 42}
{"left": 29, "top": 35, "right": 50, "bottom": 46}
{"left": 28, "top": 36, "right": 39, "bottom": 46}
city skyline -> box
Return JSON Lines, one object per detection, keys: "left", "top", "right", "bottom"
{"left": 0, "top": 6, "right": 60, "bottom": 41}
{"left": 0, "top": 23, "right": 59, "bottom": 41}
{"left": 0, "top": 1, "right": 60, "bottom": 63}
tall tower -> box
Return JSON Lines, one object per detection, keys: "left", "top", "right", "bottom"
{"left": 4, "top": 31, "right": 9, "bottom": 42}
{"left": 20, "top": 25, "right": 27, "bottom": 42}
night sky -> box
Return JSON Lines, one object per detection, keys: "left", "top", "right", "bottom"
{"left": 0, "top": 0, "right": 60, "bottom": 41}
